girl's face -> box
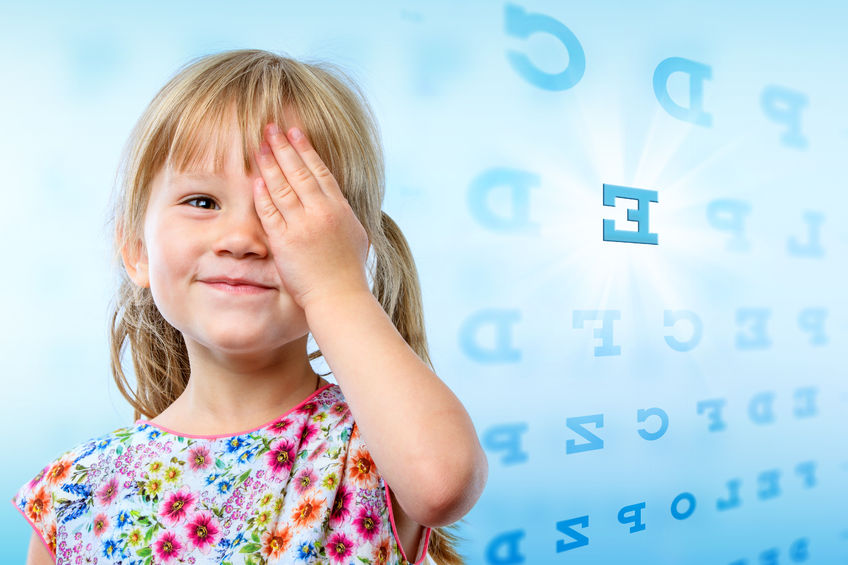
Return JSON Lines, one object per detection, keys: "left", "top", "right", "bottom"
{"left": 124, "top": 111, "right": 310, "bottom": 362}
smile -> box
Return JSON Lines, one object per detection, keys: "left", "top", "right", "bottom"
{"left": 201, "top": 282, "right": 276, "bottom": 295}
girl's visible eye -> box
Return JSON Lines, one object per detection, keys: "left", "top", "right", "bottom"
{"left": 182, "top": 196, "right": 220, "bottom": 210}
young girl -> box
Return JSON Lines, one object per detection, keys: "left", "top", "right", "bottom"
{"left": 12, "top": 48, "right": 487, "bottom": 564}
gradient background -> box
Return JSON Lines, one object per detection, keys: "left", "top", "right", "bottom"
{"left": 2, "top": 1, "right": 846, "bottom": 563}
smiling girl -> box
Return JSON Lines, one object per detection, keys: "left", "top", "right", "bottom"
{"left": 12, "top": 48, "right": 487, "bottom": 565}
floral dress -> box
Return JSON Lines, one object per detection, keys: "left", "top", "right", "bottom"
{"left": 11, "top": 383, "right": 432, "bottom": 564}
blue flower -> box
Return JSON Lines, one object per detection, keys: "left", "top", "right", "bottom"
{"left": 217, "top": 479, "right": 233, "bottom": 495}
{"left": 116, "top": 510, "right": 133, "bottom": 528}
{"left": 296, "top": 540, "right": 316, "bottom": 560}
{"left": 101, "top": 538, "right": 123, "bottom": 559}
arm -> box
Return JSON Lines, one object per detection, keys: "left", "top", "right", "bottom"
{"left": 305, "top": 290, "right": 488, "bottom": 527}
{"left": 26, "top": 532, "right": 54, "bottom": 565}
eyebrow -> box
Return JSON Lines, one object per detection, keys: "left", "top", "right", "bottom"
{"left": 176, "top": 171, "right": 225, "bottom": 179}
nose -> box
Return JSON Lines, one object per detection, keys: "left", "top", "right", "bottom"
{"left": 212, "top": 200, "right": 269, "bottom": 259}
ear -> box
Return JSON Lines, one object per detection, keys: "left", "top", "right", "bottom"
{"left": 120, "top": 235, "right": 150, "bottom": 289}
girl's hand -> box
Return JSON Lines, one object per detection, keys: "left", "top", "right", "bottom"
{"left": 252, "top": 123, "right": 371, "bottom": 312}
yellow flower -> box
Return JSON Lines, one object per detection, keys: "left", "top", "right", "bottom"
{"left": 321, "top": 473, "right": 338, "bottom": 490}
{"left": 127, "top": 528, "right": 144, "bottom": 547}
{"left": 144, "top": 479, "right": 163, "bottom": 497}
{"left": 163, "top": 466, "right": 182, "bottom": 483}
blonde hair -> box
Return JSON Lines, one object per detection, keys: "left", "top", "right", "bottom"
{"left": 105, "top": 48, "right": 465, "bottom": 564}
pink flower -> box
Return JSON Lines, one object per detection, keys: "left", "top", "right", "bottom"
{"left": 353, "top": 505, "right": 382, "bottom": 543}
{"left": 293, "top": 467, "right": 318, "bottom": 495}
{"left": 159, "top": 488, "right": 197, "bottom": 526}
{"left": 329, "top": 485, "right": 352, "bottom": 527}
{"left": 153, "top": 530, "right": 184, "bottom": 563}
{"left": 184, "top": 511, "right": 220, "bottom": 553}
{"left": 96, "top": 477, "right": 120, "bottom": 506}
{"left": 266, "top": 417, "right": 292, "bottom": 436}
{"left": 326, "top": 531, "right": 354, "bottom": 563}
{"left": 265, "top": 439, "right": 296, "bottom": 477}
{"left": 187, "top": 445, "right": 212, "bottom": 471}
{"left": 300, "top": 423, "right": 319, "bottom": 444}
{"left": 92, "top": 513, "right": 109, "bottom": 537}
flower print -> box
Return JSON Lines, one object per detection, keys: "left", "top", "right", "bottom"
{"left": 143, "top": 477, "right": 164, "bottom": 499}
{"left": 326, "top": 531, "right": 355, "bottom": 563}
{"left": 300, "top": 422, "right": 319, "bottom": 445}
{"left": 101, "top": 537, "right": 122, "bottom": 559}
{"left": 321, "top": 471, "right": 339, "bottom": 490}
{"left": 297, "top": 401, "right": 317, "bottom": 415}
{"left": 96, "top": 438, "right": 113, "bottom": 451}
{"left": 92, "top": 513, "right": 109, "bottom": 536}
{"left": 44, "top": 522, "right": 57, "bottom": 555}
{"left": 260, "top": 525, "right": 292, "bottom": 560}
{"left": 148, "top": 460, "right": 163, "bottom": 473}
{"left": 308, "top": 442, "right": 328, "bottom": 462}
{"left": 330, "top": 401, "right": 349, "bottom": 419}
{"left": 238, "top": 447, "right": 258, "bottom": 464}
{"left": 45, "top": 457, "right": 73, "bottom": 485}
{"left": 96, "top": 477, "right": 120, "bottom": 506}
{"left": 187, "top": 445, "right": 212, "bottom": 471}
{"left": 266, "top": 438, "right": 296, "bottom": 476}
{"left": 254, "top": 509, "right": 272, "bottom": 528}
{"left": 259, "top": 492, "right": 274, "bottom": 506}
{"left": 225, "top": 435, "right": 247, "bottom": 454}
{"left": 185, "top": 511, "right": 221, "bottom": 553}
{"left": 372, "top": 538, "right": 391, "bottom": 564}
{"left": 349, "top": 447, "right": 377, "bottom": 487}
{"left": 24, "top": 484, "right": 52, "bottom": 524}
{"left": 115, "top": 510, "right": 132, "bottom": 529}
{"left": 295, "top": 540, "right": 316, "bottom": 560}
{"left": 293, "top": 467, "right": 318, "bottom": 495}
{"left": 266, "top": 417, "right": 292, "bottom": 435}
{"left": 329, "top": 485, "right": 352, "bottom": 527}
{"left": 159, "top": 487, "right": 197, "bottom": 526}
{"left": 312, "top": 412, "right": 327, "bottom": 423}
{"left": 290, "top": 493, "right": 326, "bottom": 529}
{"left": 126, "top": 528, "right": 144, "bottom": 547}
{"left": 205, "top": 472, "right": 221, "bottom": 486}
{"left": 147, "top": 429, "right": 162, "bottom": 441}
{"left": 163, "top": 465, "right": 182, "bottom": 483}
{"left": 153, "top": 530, "right": 184, "bottom": 563}
{"left": 216, "top": 479, "right": 233, "bottom": 495}
{"left": 353, "top": 505, "right": 382, "bottom": 543}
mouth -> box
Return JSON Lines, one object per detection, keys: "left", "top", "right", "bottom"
{"left": 201, "top": 281, "right": 276, "bottom": 295}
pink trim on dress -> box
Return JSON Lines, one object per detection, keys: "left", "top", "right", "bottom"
{"left": 10, "top": 497, "right": 55, "bottom": 560}
{"left": 383, "top": 478, "right": 433, "bottom": 564}
{"left": 134, "top": 382, "right": 335, "bottom": 439}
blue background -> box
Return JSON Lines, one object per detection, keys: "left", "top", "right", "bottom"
{"left": 2, "top": 1, "right": 845, "bottom": 563}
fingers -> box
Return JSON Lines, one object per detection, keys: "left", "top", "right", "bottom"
{"left": 255, "top": 124, "right": 324, "bottom": 208}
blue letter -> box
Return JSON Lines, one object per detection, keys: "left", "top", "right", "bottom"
{"left": 653, "top": 57, "right": 712, "bottom": 126}
{"left": 717, "top": 479, "right": 742, "bottom": 511}
{"left": 504, "top": 3, "right": 585, "bottom": 91}
{"left": 602, "top": 184, "right": 659, "bottom": 245}
{"left": 637, "top": 407, "right": 668, "bottom": 441}
{"left": 482, "top": 423, "right": 529, "bottom": 465}
{"left": 697, "top": 398, "right": 727, "bottom": 432}
{"left": 794, "top": 387, "right": 818, "bottom": 418}
{"left": 459, "top": 309, "right": 522, "bottom": 363}
{"left": 555, "top": 516, "right": 589, "bottom": 552}
{"left": 486, "top": 530, "right": 525, "bottom": 564}
{"left": 573, "top": 310, "right": 621, "bottom": 356}
{"left": 670, "top": 492, "right": 696, "bottom": 520}
{"left": 664, "top": 309, "right": 702, "bottom": 352}
{"left": 706, "top": 199, "right": 751, "bottom": 252}
{"left": 787, "top": 211, "right": 824, "bottom": 257}
{"left": 566, "top": 414, "right": 604, "bottom": 454}
{"left": 795, "top": 461, "right": 816, "bottom": 488}
{"left": 761, "top": 85, "right": 809, "bottom": 149}
{"left": 467, "top": 167, "right": 541, "bottom": 233}
{"left": 797, "top": 308, "right": 828, "bottom": 346}
{"left": 748, "top": 391, "right": 775, "bottom": 425}
{"left": 757, "top": 469, "right": 781, "bottom": 500}
{"left": 617, "top": 502, "right": 646, "bottom": 533}
{"left": 736, "top": 308, "right": 772, "bottom": 349}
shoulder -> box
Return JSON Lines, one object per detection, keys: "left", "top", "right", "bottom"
{"left": 10, "top": 424, "right": 138, "bottom": 557}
